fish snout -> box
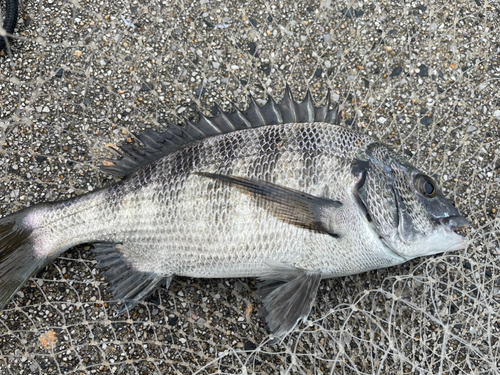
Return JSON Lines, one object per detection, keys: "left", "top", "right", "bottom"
{"left": 439, "top": 216, "right": 470, "bottom": 232}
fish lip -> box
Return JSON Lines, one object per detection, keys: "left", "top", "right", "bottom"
{"left": 439, "top": 216, "right": 470, "bottom": 233}
{"left": 378, "top": 216, "right": 470, "bottom": 261}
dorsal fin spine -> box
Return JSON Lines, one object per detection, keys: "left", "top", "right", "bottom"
{"left": 214, "top": 103, "right": 237, "bottom": 132}
{"left": 261, "top": 95, "right": 283, "bottom": 125}
{"left": 230, "top": 102, "right": 253, "bottom": 128}
{"left": 197, "top": 113, "right": 223, "bottom": 135}
{"left": 185, "top": 118, "right": 208, "bottom": 138}
{"left": 300, "top": 90, "right": 315, "bottom": 122}
{"left": 279, "top": 85, "right": 297, "bottom": 123}
{"left": 247, "top": 95, "right": 266, "bottom": 126}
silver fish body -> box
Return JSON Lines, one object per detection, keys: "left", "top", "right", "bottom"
{"left": 0, "top": 89, "right": 469, "bottom": 337}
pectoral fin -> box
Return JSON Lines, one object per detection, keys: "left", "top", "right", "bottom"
{"left": 196, "top": 172, "right": 342, "bottom": 237}
{"left": 258, "top": 262, "right": 322, "bottom": 338}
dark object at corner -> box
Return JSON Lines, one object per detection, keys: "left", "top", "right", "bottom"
{"left": 0, "top": 0, "right": 19, "bottom": 52}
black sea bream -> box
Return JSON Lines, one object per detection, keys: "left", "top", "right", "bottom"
{"left": 0, "top": 88, "right": 469, "bottom": 337}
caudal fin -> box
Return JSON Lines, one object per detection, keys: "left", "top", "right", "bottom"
{"left": 0, "top": 208, "right": 49, "bottom": 310}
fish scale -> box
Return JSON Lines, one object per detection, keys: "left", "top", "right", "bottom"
{"left": 0, "top": 88, "right": 469, "bottom": 338}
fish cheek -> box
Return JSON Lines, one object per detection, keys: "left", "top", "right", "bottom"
{"left": 394, "top": 196, "right": 422, "bottom": 243}
{"left": 357, "top": 165, "right": 399, "bottom": 238}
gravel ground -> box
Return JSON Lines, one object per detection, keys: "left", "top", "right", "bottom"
{"left": 0, "top": 0, "right": 499, "bottom": 374}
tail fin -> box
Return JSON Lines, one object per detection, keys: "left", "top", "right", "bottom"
{"left": 0, "top": 208, "right": 49, "bottom": 310}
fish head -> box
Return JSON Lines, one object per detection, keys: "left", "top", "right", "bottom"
{"left": 356, "top": 143, "right": 469, "bottom": 261}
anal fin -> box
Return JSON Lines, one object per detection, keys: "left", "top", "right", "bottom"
{"left": 92, "top": 243, "right": 172, "bottom": 313}
{"left": 258, "top": 262, "right": 322, "bottom": 339}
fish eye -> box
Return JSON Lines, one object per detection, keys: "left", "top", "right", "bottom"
{"left": 415, "top": 174, "right": 437, "bottom": 198}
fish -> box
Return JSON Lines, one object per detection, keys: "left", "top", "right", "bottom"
{"left": 0, "top": 87, "right": 469, "bottom": 338}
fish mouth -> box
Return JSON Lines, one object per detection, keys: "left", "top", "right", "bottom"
{"left": 437, "top": 215, "right": 470, "bottom": 252}
{"left": 439, "top": 216, "right": 470, "bottom": 233}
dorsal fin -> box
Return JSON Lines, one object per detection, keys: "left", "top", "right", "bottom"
{"left": 101, "top": 86, "right": 340, "bottom": 177}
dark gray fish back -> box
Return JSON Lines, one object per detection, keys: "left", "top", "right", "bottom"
{"left": 101, "top": 87, "right": 340, "bottom": 177}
